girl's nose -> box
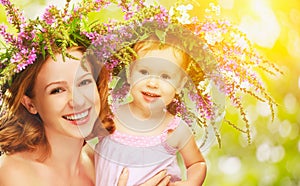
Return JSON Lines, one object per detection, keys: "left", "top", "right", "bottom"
{"left": 146, "top": 77, "right": 159, "bottom": 88}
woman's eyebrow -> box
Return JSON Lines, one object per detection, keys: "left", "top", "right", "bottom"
{"left": 44, "top": 81, "right": 67, "bottom": 90}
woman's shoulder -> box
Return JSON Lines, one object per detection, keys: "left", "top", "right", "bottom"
{"left": 0, "top": 153, "right": 42, "bottom": 185}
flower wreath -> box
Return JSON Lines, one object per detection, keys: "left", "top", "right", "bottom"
{"left": 0, "top": 0, "right": 281, "bottom": 148}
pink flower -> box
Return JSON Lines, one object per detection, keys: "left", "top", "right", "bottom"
{"left": 0, "top": 0, "right": 11, "bottom": 6}
{"left": 42, "top": 5, "right": 56, "bottom": 25}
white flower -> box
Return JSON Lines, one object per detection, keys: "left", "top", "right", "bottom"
{"left": 205, "top": 31, "right": 223, "bottom": 45}
{"left": 169, "top": 6, "right": 174, "bottom": 16}
{"left": 177, "top": 13, "right": 191, "bottom": 24}
{"left": 175, "top": 4, "right": 193, "bottom": 24}
{"left": 176, "top": 4, "right": 193, "bottom": 12}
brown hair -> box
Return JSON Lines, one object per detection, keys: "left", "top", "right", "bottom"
{"left": 0, "top": 53, "right": 49, "bottom": 157}
{"left": 0, "top": 46, "right": 112, "bottom": 158}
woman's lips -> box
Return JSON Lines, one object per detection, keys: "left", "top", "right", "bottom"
{"left": 62, "top": 108, "right": 91, "bottom": 125}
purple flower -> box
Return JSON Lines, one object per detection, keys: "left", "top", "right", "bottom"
{"left": 0, "top": 25, "right": 16, "bottom": 44}
{"left": 0, "top": 0, "right": 11, "bottom": 6}
{"left": 42, "top": 5, "right": 56, "bottom": 25}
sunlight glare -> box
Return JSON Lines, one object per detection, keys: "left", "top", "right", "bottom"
{"left": 239, "top": 0, "right": 280, "bottom": 48}
{"left": 287, "top": 30, "right": 300, "bottom": 59}
{"left": 219, "top": 0, "right": 234, "bottom": 9}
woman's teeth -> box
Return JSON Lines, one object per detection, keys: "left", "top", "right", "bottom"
{"left": 64, "top": 110, "right": 88, "bottom": 121}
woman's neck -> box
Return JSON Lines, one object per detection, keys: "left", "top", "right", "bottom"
{"left": 43, "top": 130, "right": 85, "bottom": 174}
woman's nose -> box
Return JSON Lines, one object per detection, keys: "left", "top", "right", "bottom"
{"left": 68, "top": 89, "right": 85, "bottom": 108}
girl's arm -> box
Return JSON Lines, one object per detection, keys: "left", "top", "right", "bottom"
{"left": 177, "top": 137, "right": 206, "bottom": 185}
{"left": 167, "top": 121, "right": 207, "bottom": 186}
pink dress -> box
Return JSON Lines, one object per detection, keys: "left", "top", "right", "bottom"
{"left": 95, "top": 116, "right": 183, "bottom": 186}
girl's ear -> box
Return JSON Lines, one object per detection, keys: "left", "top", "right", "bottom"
{"left": 21, "top": 95, "right": 38, "bottom": 114}
{"left": 176, "top": 76, "right": 188, "bottom": 94}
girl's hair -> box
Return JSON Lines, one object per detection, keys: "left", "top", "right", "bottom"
{"left": 133, "top": 34, "right": 190, "bottom": 70}
{"left": 0, "top": 46, "right": 113, "bottom": 158}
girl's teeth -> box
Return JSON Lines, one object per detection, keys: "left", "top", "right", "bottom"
{"left": 65, "top": 111, "right": 88, "bottom": 121}
{"left": 144, "top": 92, "right": 159, "bottom": 97}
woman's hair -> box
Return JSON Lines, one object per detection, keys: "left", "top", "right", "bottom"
{"left": 0, "top": 46, "right": 112, "bottom": 158}
{"left": 85, "top": 50, "right": 115, "bottom": 134}
{"left": 0, "top": 53, "right": 49, "bottom": 157}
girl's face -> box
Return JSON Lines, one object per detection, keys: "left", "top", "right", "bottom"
{"left": 129, "top": 47, "right": 187, "bottom": 111}
{"left": 29, "top": 50, "right": 100, "bottom": 139}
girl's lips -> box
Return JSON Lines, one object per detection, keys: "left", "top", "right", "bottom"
{"left": 62, "top": 108, "right": 91, "bottom": 125}
{"left": 141, "top": 91, "right": 161, "bottom": 102}
{"left": 141, "top": 91, "right": 160, "bottom": 97}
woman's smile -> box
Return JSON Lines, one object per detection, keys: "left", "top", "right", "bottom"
{"left": 62, "top": 108, "right": 91, "bottom": 125}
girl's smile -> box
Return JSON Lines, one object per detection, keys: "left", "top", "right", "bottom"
{"left": 141, "top": 91, "right": 161, "bottom": 102}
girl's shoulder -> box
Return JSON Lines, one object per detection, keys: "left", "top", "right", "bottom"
{"left": 166, "top": 117, "right": 193, "bottom": 149}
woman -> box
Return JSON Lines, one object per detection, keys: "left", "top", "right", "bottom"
{"left": 0, "top": 47, "right": 170, "bottom": 185}
{"left": 0, "top": 0, "right": 171, "bottom": 184}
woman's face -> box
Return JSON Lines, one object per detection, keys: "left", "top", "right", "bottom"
{"left": 30, "top": 49, "right": 100, "bottom": 139}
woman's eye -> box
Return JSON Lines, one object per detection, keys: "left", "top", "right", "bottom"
{"left": 79, "top": 79, "right": 93, "bottom": 86}
{"left": 50, "top": 88, "right": 64, "bottom": 94}
{"left": 161, "top": 74, "right": 171, "bottom": 80}
{"left": 139, "top": 69, "right": 149, "bottom": 75}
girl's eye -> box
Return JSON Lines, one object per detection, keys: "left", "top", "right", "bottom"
{"left": 50, "top": 88, "right": 64, "bottom": 94}
{"left": 139, "top": 69, "right": 149, "bottom": 75}
{"left": 161, "top": 74, "right": 171, "bottom": 80}
{"left": 79, "top": 79, "right": 93, "bottom": 87}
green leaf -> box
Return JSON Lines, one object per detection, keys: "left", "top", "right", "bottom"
{"left": 155, "top": 29, "right": 166, "bottom": 44}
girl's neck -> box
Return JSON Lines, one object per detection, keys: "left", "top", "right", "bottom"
{"left": 128, "top": 102, "right": 165, "bottom": 120}
{"left": 115, "top": 103, "right": 172, "bottom": 134}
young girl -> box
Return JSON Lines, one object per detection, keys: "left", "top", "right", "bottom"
{"left": 94, "top": 33, "right": 207, "bottom": 185}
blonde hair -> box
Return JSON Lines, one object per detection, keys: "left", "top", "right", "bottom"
{"left": 133, "top": 34, "right": 191, "bottom": 70}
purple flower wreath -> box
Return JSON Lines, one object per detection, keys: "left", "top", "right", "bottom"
{"left": 0, "top": 0, "right": 282, "bottom": 148}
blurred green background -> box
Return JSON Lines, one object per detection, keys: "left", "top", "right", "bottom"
{"left": 1, "top": 0, "right": 299, "bottom": 185}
